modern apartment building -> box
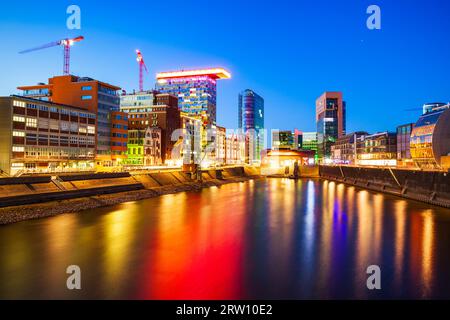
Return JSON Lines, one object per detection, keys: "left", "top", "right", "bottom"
{"left": 356, "top": 132, "right": 397, "bottom": 167}
{"left": 0, "top": 96, "right": 96, "bottom": 176}
{"left": 18, "top": 75, "right": 125, "bottom": 166}
{"left": 331, "top": 132, "right": 368, "bottom": 165}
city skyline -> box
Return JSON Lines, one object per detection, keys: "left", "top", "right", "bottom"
{"left": 1, "top": 0, "right": 449, "bottom": 136}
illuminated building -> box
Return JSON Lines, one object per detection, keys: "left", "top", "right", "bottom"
{"left": 120, "top": 92, "right": 180, "bottom": 165}
{"left": 156, "top": 68, "right": 231, "bottom": 126}
{"left": 238, "top": 89, "right": 265, "bottom": 163}
{"left": 272, "top": 130, "right": 294, "bottom": 150}
{"left": 111, "top": 112, "right": 129, "bottom": 165}
{"left": 144, "top": 127, "right": 162, "bottom": 166}
{"left": 261, "top": 149, "right": 316, "bottom": 169}
{"left": 422, "top": 102, "right": 446, "bottom": 115}
{"left": 356, "top": 132, "right": 397, "bottom": 167}
{"left": 331, "top": 132, "right": 368, "bottom": 165}
{"left": 293, "top": 129, "right": 318, "bottom": 163}
{"left": 396, "top": 123, "right": 415, "bottom": 167}
{"left": 226, "top": 133, "right": 246, "bottom": 165}
{"left": 0, "top": 96, "right": 96, "bottom": 176}
{"left": 18, "top": 75, "right": 125, "bottom": 167}
{"left": 180, "top": 112, "right": 203, "bottom": 168}
{"left": 301, "top": 132, "right": 318, "bottom": 153}
{"left": 216, "top": 126, "right": 227, "bottom": 165}
{"left": 316, "top": 92, "right": 346, "bottom": 162}
{"left": 410, "top": 105, "right": 450, "bottom": 170}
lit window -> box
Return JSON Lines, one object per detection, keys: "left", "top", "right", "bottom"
{"left": 26, "top": 118, "right": 37, "bottom": 128}
{"left": 82, "top": 95, "right": 92, "bottom": 100}
{"left": 13, "top": 146, "right": 25, "bottom": 152}
{"left": 13, "top": 116, "right": 25, "bottom": 122}
{"left": 82, "top": 86, "right": 92, "bottom": 91}
{"left": 13, "top": 100, "right": 26, "bottom": 108}
{"left": 13, "top": 131, "right": 25, "bottom": 137}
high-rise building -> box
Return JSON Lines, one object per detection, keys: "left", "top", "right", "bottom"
{"left": 316, "top": 92, "right": 346, "bottom": 162}
{"left": 156, "top": 68, "right": 231, "bottom": 126}
{"left": 120, "top": 92, "right": 180, "bottom": 165}
{"left": 0, "top": 96, "right": 96, "bottom": 176}
{"left": 238, "top": 89, "right": 265, "bottom": 163}
{"left": 18, "top": 75, "right": 126, "bottom": 166}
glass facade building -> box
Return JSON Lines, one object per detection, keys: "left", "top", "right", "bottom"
{"left": 238, "top": 89, "right": 265, "bottom": 163}
{"left": 410, "top": 105, "right": 450, "bottom": 169}
{"left": 156, "top": 68, "right": 231, "bottom": 126}
{"left": 316, "top": 92, "right": 346, "bottom": 162}
{"left": 396, "top": 123, "right": 415, "bottom": 162}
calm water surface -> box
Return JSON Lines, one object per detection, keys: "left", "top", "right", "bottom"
{"left": 0, "top": 178, "right": 450, "bottom": 299}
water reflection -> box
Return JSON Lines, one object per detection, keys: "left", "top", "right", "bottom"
{"left": 0, "top": 179, "right": 449, "bottom": 299}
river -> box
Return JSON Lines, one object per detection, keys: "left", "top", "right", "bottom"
{"left": 0, "top": 178, "right": 449, "bottom": 299}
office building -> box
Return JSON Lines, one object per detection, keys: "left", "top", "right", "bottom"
{"left": 238, "top": 89, "right": 265, "bottom": 163}
{"left": 0, "top": 96, "right": 96, "bottom": 176}
{"left": 316, "top": 92, "right": 346, "bottom": 162}
{"left": 272, "top": 130, "right": 294, "bottom": 150}
{"left": 396, "top": 123, "right": 415, "bottom": 167}
{"left": 18, "top": 75, "right": 125, "bottom": 166}
{"left": 156, "top": 68, "right": 231, "bottom": 126}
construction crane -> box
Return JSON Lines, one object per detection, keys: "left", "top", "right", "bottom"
{"left": 136, "top": 49, "right": 148, "bottom": 92}
{"left": 19, "top": 36, "right": 84, "bottom": 75}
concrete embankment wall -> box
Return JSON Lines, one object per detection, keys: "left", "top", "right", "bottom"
{"left": 0, "top": 167, "right": 256, "bottom": 208}
{"left": 320, "top": 166, "right": 450, "bottom": 208}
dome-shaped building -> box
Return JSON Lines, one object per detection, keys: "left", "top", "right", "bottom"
{"left": 410, "top": 105, "right": 450, "bottom": 170}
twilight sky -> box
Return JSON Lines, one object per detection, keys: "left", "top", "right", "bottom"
{"left": 0, "top": 0, "right": 449, "bottom": 134}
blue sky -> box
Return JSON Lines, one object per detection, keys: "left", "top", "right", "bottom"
{"left": 0, "top": 0, "right": 449, "bottom": 134}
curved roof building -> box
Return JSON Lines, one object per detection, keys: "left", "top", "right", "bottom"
{"left": 410, "top": 105, "right": 450, "bottom": 169}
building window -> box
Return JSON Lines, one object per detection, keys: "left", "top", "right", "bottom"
{"left": 82, "top": 86, "right": 92, "bottom": 91}
{"left": 13, "top": 146, "right": 25, "bottom": 152}
{"left": 13, "top": 116, "right": 25, "bottom": 122}
{"left": 26, "top": 118, "right": 37, "bottom": 128}
{"left": 13, "top": 131, "right": 25, "bottom": 137}
{"left": 13, "top": 100, "right": 26, "bottom": 108}
{"left": 82, "top": 95, "right": 93, "bottom": 100}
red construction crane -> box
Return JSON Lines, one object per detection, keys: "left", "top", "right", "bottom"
{"left": 136, "top": 49, "right": 148, "bottom": 92}
{"left": 19, "top": 36, "right": 84, "bottom": 75}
